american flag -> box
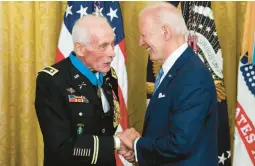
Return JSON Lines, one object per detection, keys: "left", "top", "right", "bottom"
{"left": 56, "top": 1, "right": 130, "bottom": 166}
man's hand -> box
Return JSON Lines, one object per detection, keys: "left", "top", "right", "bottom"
{"left": 118, "top": 128, "right": 140, "bottom": 150}
{"left": 115, "top": 131, "right": 135, "bottom": 162}
{"left": 118, "top": 142, "right": 135, "bottom": 162}
{"left": 116, "top": 128, "right": 140, "bottom": 163}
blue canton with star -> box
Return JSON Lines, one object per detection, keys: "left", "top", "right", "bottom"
{"left": 64, "top": 1, "right": 124, "bottom": 46}
{"left": 240, "top": 53, "right": 255, "bottom": 97}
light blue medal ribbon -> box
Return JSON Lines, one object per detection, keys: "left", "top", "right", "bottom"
{"left": 69, "top": 52, "right": 103, "bottom": 87}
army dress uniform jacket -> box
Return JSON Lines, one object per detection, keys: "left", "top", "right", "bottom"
{"left": 35, "top": 56, "right": 120, "bottom": 166}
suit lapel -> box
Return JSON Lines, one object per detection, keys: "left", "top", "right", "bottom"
{"left": 144, "top": 68, "right": 176, "bottom": 124}
{"left": 144, "top": 47, "right": 194, "bottom": 129}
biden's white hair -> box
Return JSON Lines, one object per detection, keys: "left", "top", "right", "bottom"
{"left": 139, "top": 2, "right": 187, "bottom": 35}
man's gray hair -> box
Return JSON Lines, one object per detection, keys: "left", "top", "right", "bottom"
{"left": 72, "top": 14, "right": 109, "bottom": 45}
{"left": 72, "top": 26, "right": 89, "bottom": 45}
{"left": 139, "top": 2, "right": 187, "bottom": 35}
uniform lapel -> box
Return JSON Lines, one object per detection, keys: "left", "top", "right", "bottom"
{"left": 67, "top": 58, "right": 102, "bottom": 107}
{"left": 102, "top": 72, "right": 120, "bottom": 128}
{"left": 102, "top": 74, "right": 114, "bottom": 112}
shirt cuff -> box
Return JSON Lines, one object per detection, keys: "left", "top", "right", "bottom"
{"left": 113, "top": 135, "right": 121, "bottom": 151}
{"left": 134, "top": 137, "right": 140, "bottom": 162}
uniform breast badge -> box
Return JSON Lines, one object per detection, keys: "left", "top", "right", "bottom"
{"left": 66, "top": 87, "right": 76, "bottom": 94}
{"left": 68, "top": 95, "right": 89, "bottom": 103}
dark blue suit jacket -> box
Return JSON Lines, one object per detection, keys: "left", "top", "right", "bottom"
{"left": 137, "top": 47, "right": 218, "bottom": 166}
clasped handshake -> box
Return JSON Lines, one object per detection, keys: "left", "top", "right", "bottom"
{"left": 116, "top": 128, "right": 140, "bottom": 163}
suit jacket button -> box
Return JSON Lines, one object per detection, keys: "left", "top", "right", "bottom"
{"left": 101, "top": 116, "right": 104, "bottom": 119}
{"left": 101, "top": 128, "right": 105, "bottom": 133}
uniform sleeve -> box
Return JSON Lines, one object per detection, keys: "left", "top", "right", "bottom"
{"left": 34, "top": 72, "right": 115, "bottom": 165}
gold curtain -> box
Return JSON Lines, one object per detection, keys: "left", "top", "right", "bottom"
{"left": 0, "top": 2, "right": 66, "bottom": 166}
{"left": 212, "top": 2, "right": 247, "bottom": 152}
{"left": 0, "top": 1, "right": 248, "bottom": 166}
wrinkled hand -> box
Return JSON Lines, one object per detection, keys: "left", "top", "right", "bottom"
{"left": 116, "top": 128, "right": 140, "bottom": 163}
{"left": 116, "top": 132, "right": 135, "bottom": 162}
{"left": 118, "top": 142, "right": 135, "bottom": 162}
{"left": 119, "top": 128, "right": 140, "bottom": 150}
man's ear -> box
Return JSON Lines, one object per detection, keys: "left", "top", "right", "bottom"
{"left": 162, "top": 24, "right": 171, "bottom": 41}
{"left": 74, "top": 42, "right": 85, "bottom": 56}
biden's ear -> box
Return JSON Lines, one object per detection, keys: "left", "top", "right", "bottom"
{"left": 161, "top": 24, "right": 171, "bottom": 41}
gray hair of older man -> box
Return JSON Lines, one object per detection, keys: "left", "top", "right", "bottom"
{"left": 139, "top": 2, "right": 188, "bottom": 36}
{"left": 71, "top": 14, "right": 109, "bottom": 46}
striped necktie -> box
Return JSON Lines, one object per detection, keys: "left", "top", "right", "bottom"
{"left": 153, "top": 68, "right": 164, "bottom": 94}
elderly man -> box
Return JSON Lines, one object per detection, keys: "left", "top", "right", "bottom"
{"left": 35, "top": 15, "right": 131, "bottom": 166}
{"left": 119, "top": 2, "right": 218, "bottom": 166}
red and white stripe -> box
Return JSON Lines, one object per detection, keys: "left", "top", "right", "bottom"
{"left": 56, "top": 22, "right": 130, "bottom": 166}
{"left": 233, "top": 61, "right": 255, "bottom": 166}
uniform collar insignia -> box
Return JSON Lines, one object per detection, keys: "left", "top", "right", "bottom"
{"left": 74, "top": 74, "right": 79, "bottom": 79}
{"left": 78, "top": 82, "right": 86, "bottom": 89}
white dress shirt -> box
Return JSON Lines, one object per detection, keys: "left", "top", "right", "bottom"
{"left": 134, "top": 42, "right": 188, "bottom": 162}
{"left": 159, "top": 42, "right": 188, "bottom": 85}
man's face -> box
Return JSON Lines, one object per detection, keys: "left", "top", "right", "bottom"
{"left": 139, "top": 15, "right": 165, "bottom": 62}
{"left": 82, "top": 24, "right": 115, "bottom": 73}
